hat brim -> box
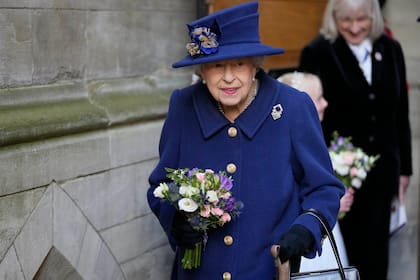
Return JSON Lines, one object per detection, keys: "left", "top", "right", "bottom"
{"left": 172, "top": 43, "right": 285, "bottom": 68}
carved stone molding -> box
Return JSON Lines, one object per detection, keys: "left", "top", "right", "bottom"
{"left": 0, "top": 69, "right": 189, "bottom": 147}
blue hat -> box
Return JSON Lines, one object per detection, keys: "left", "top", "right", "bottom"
{"left": 172, "top": 1, "right": 284, "bottom": 68}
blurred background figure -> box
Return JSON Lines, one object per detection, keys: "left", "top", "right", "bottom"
{"left": 378, "top": 0, "right": 394, "bottom": 37}
{"left": 298, "top": 0, "right": 413, "bottom": 279}
{"left": 277, "top": 72, "right": 327, "bottom": 120}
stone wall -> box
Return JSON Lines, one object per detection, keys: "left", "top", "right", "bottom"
{"left": 0, "top": 1, "right": 195, "bottom": 279}
{"left": 1, "top": 0, "right": 419, "bottom": 279}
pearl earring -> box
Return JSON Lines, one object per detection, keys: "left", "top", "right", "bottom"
{"left": 202, "top": 80, "right": 206, "bottom": 84}
{"left": 252, "top": 77, "right": 256, "bottom": 81}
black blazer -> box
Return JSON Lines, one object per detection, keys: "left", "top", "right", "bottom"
{"left": 299, "top": 34, "right": 412, "bottom": 195}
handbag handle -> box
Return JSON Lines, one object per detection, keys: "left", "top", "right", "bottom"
{"left": 271, "top": 208, "right": 346, "bottom": 280}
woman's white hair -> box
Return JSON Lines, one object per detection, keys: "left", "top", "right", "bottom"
{"left": 194, "top": 56, "right": 265, "bottom": 76}
{"left": 320, "top": 0, "right": 384, "bottom": 42}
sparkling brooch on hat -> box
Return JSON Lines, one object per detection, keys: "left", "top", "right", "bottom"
{"left": 186, "top": 23, "right": 220, "bottom": 57}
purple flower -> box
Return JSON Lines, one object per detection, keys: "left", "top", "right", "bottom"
{"left": 224, "top": 197, "right": 236, "bottom": 212}
{"left": 220, "top": 174, "right": 233, "bottom": 190}
{"left": 187, "top": 168, "right": 199, "bottom": 177}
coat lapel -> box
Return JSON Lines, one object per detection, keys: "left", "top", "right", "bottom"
{"left": 192, "top": 83, "right": 230, "bottom": 139}
{"left": 235, "top": 71, "right": 279, "bottom": 139}
{"left": 331, "top": 36, "right": 371, "bottom": 91}
{"left": 371, "top": 40, "right": 385, "bottom": 88}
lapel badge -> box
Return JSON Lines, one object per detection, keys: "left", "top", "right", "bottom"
{"left": 374, "top": 52, "right": 382, "bottom": 61}
{"left": 271, "top": 104, "right": 283, "bottom": 120}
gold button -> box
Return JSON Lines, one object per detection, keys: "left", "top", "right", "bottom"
{"left": 228, "top": 127, "right": 237, "bottom": 137}
{"left": 223, "top": 272, "right": 231, "bottom": 280}
{"left": 226, "top": 163, "right": 236, "bottom": 174}
{"left": 224, "top": 235, "right": 233, "bottom": 245}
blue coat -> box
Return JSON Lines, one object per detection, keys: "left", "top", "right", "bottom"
{"left": 147, "top": 71, "right": 344, "bottom": 280}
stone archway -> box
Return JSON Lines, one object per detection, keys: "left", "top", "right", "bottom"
{"left": 34, "top": 247, "right": 83, "bottom": 280}
{"left": 2, "top": 183, "right": 125, "bottom": 280}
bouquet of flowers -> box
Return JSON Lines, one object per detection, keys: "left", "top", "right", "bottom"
{"left": 153, "top": 167, "right": 243, "bottom": 269}
{"left": 328, "top": 131, "right": 379, "bottom": 218}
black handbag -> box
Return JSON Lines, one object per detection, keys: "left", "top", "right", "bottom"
{"left": 271, "top": 208, "right": 360, "bottom": 280}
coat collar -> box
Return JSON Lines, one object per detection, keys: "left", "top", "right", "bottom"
{"left": 332, "top": 35, "right": 387, "bottom": 91}
{"left": 371, "top": 37, "right": 385, "bottom": 86}
{"left": 332, "top": 36, "right": 372, "bottom": 90}
{"left": 192, "top": 70, "right": 278, "bottom": 139}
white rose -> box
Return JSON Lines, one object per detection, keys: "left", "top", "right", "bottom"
{"left": 356, "top": 168, "right": 367, "bottom": 179}
{"left": 351, "top": 177, "right": 362, "bottom": 189}
{"left": 335, "top": 164, "right": 350, "bottom": 176}
{"left": 206, "top": 190, "right": 218, "bottom": 203}
{"left": 331, "top": 153, "right": 350, "bottom": 176}
{"left": 153, "top": 183, "right": 169, "bottom": 198}
{"left": 179, "top": 185, "right": 198, "bottom": 197}
{"left": 355, "top": 149, "right": 364, "bottom": 160}
{"left": 178, "top": 198, "right": 198, "bottom": 212}
{"left": 179, "top": 185, "right": 189, "bottom": 196}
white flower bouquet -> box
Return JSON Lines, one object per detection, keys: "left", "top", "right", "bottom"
{"left": 328, "top": 132, "right": 379, "bottom": 218}
{"left": 153, "top": 167, "right": 243, "bottom": 269}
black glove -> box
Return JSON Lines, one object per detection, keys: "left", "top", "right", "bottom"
{"left": 172, "top": 212, "right": 203, "bottom": 249}
{"left": 278, "top": 224, "right": 315, "bottom": 263}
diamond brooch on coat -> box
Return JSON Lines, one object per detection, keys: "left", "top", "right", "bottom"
{"left": 271, "top": 104, "right": 283, "bottom": 120}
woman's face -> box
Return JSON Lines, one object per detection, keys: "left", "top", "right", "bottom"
{"left": 335, "top": 7, "right": 372, "bottom": 45}
{"left": 301, "top": 77, "right": 328, "bottom": 121}
{"left": 200, "top": 58, "right": 256, "bottom": 116}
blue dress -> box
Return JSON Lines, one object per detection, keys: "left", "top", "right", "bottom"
{"left": 147, "top": 70, "right": 345, "bottom": 280}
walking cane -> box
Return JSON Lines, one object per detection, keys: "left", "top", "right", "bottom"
{"left": 271, "top": 245, "right": 290, "bottom": 280}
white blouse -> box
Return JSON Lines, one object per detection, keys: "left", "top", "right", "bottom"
{"left": 348, "top": 39, "right": 373, "bottom": 84}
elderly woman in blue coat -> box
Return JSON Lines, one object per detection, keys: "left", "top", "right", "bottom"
{"left": 147, "top": 2, "right": 344, "bottom": 279}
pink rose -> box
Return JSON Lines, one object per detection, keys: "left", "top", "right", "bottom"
{"left": 350, "top": 167, "right": 358, "bottom": 177}
{"left": 220, "top": 213, "right": 231, "bottom": 223}
{"left": 196, "top": 172, "right": 206, "bottom": 181}
{"left": 211, "top": 207, "right": 224, "bottom": 216}
{"left": 200, "top": 205, "right": 211, "bottom": 217}
{"left": 220, "top": 192, "right": 231, "bottom": 199}
{"left": 342, "top": 151, "right": 354, "bottom": 165}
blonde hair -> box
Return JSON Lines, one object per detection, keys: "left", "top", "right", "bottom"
{"left": 320, "top": 0, "right": 384, "bottom": 42}
{"left": 277, "top": 71, "right": 320, "bottom": 92}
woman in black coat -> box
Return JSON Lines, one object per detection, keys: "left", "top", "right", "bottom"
{"left": 298, "top": 0, "right": 412, "bottom": 279}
